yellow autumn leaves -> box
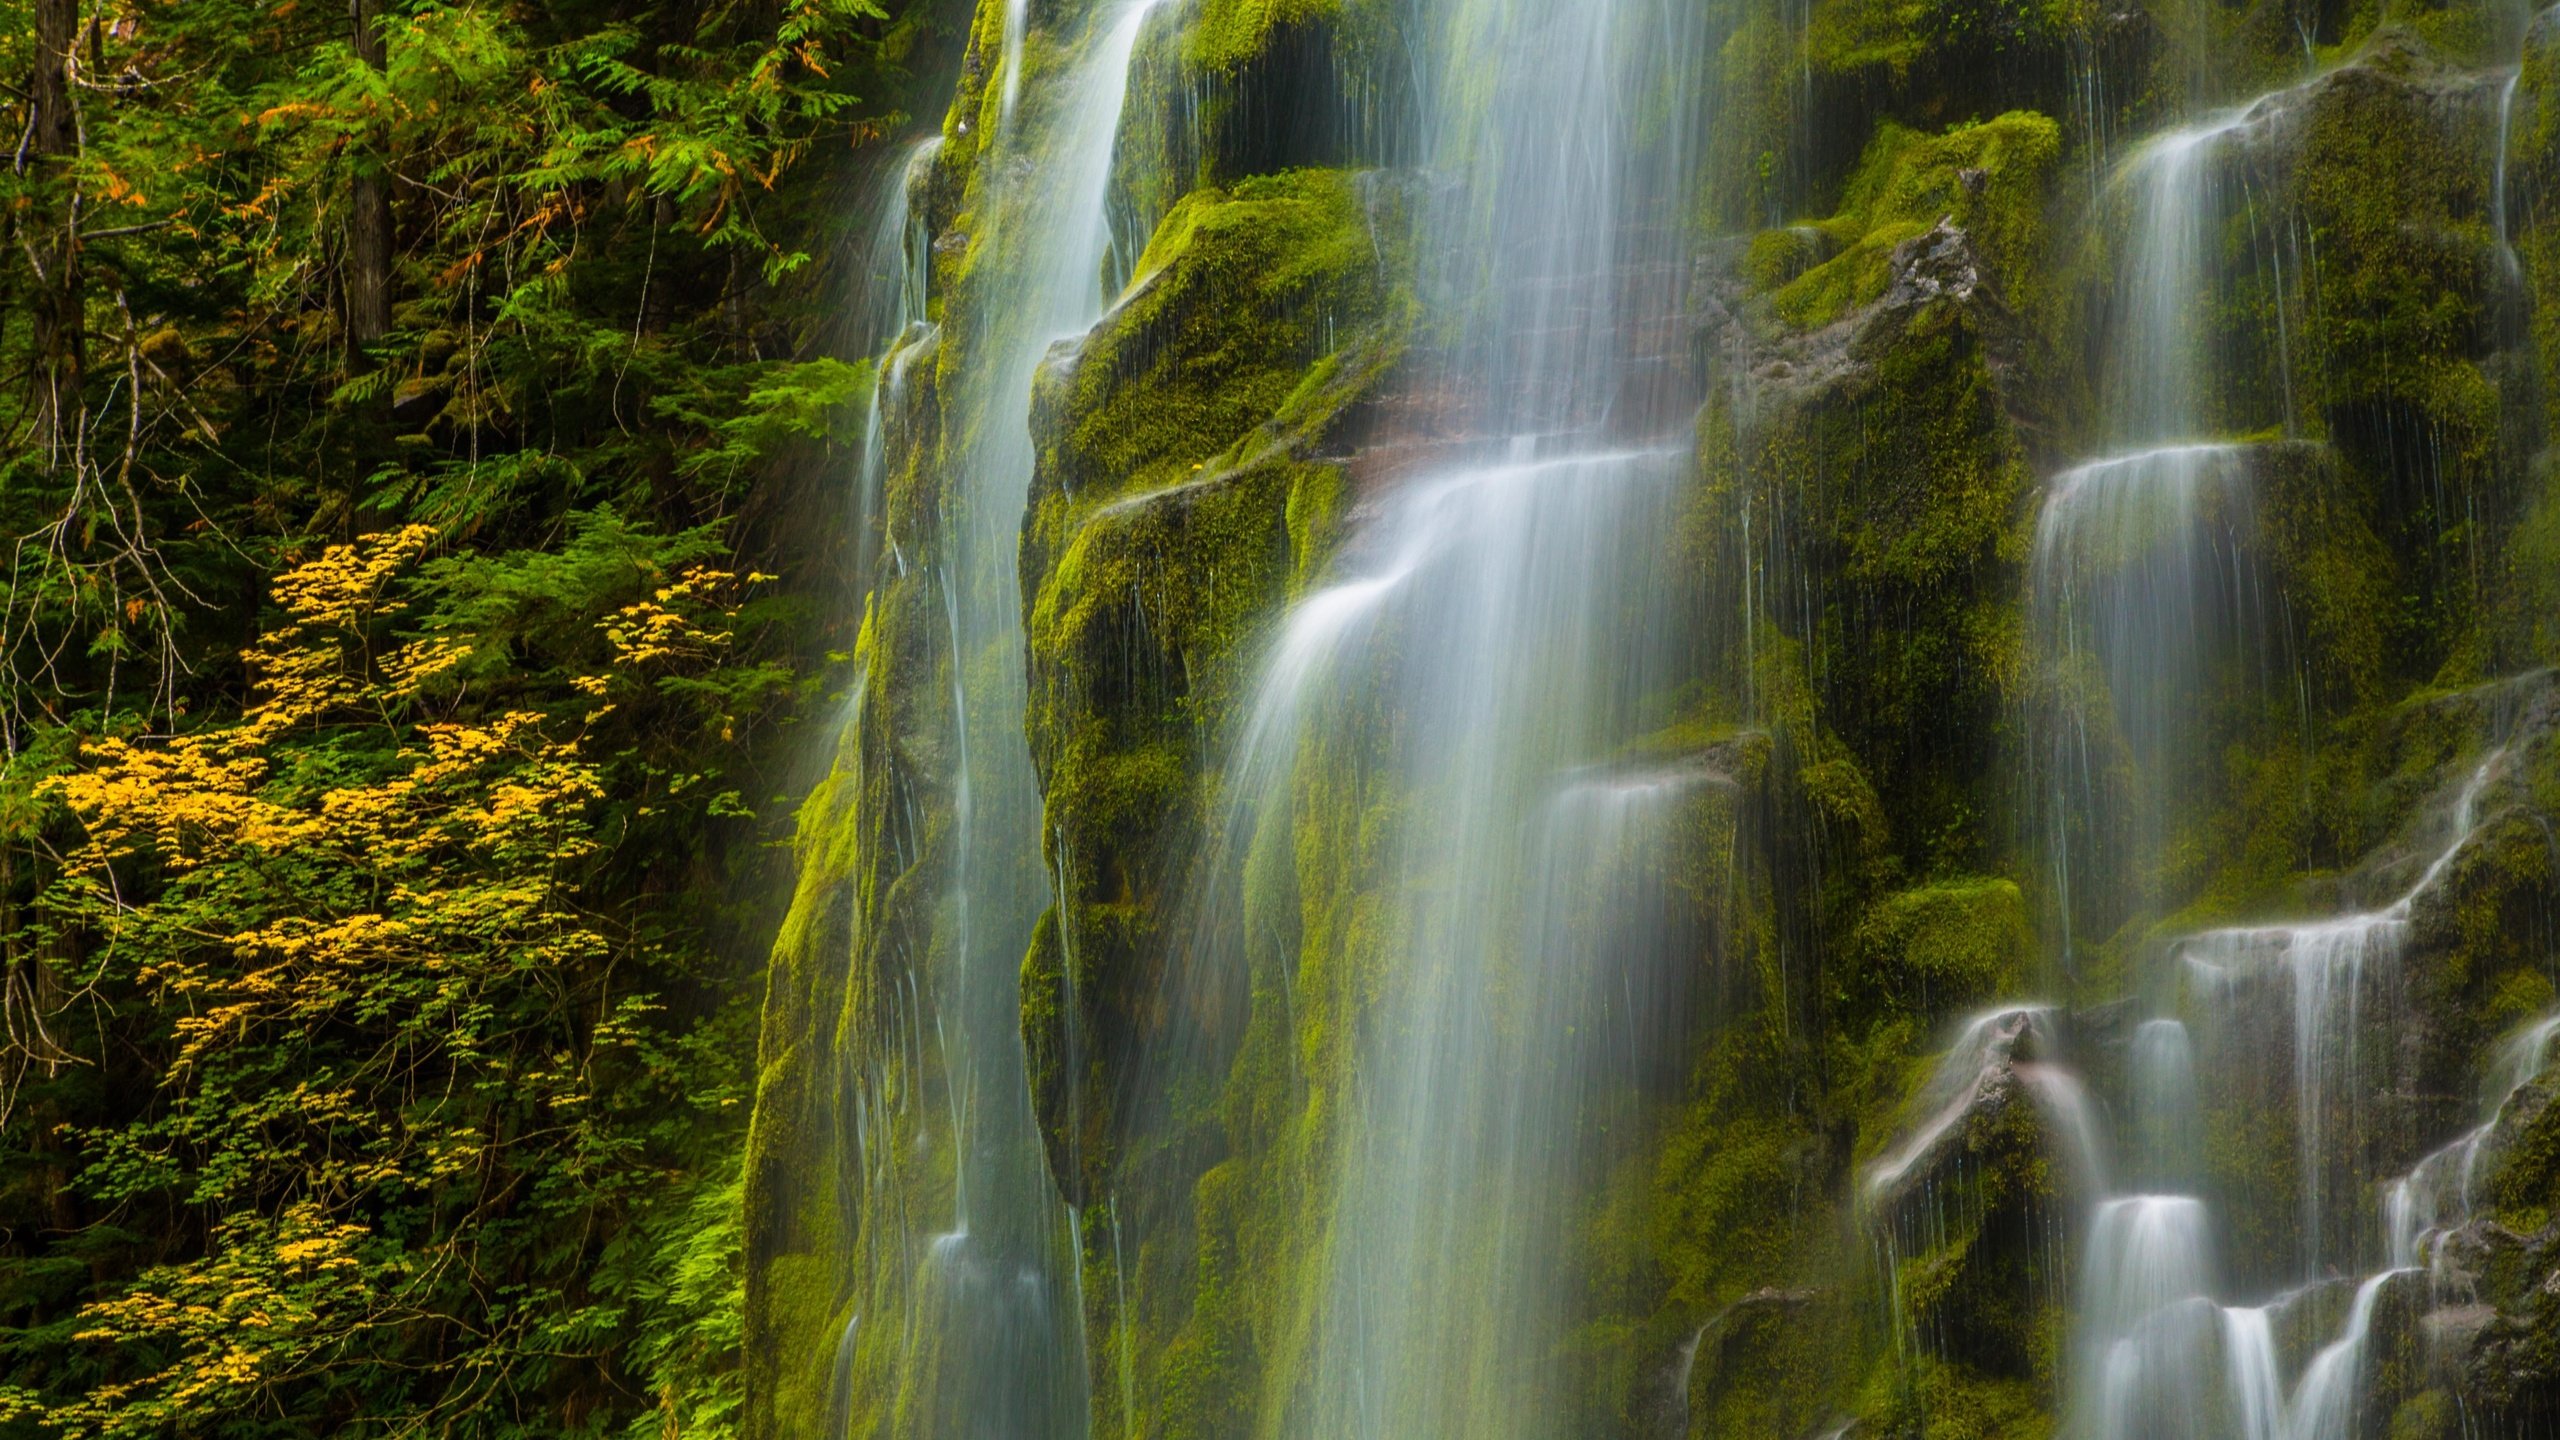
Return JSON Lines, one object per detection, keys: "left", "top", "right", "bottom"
{"left": 14, "top": 526, "right": 759, "bottom": 1437}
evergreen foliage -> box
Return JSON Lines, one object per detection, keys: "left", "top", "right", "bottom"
{"left": 0, "top": 0, "right": 958, "bottom": 1432}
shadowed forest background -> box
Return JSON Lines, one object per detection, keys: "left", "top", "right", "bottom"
{"left": 0, "top": 1, "right": 960, "bottom": 1432}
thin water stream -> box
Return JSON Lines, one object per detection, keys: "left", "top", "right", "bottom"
{"left": 848, "top": 3, "right": 1169, "bottom": 1432}
{"left": 2003, "top": 47, "right": 2550, "bottom": 1440}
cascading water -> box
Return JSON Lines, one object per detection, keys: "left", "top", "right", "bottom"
{"left": 2107, "top": 115, "right": 2250, "bottom": 436}
{"left": 846, "top": 138, "right": 942, "bottom": 608}
{"left": 838, "top": 4, "right": 1167, "bottom": 1432}
{"left": 2031, "top": 104, "right": 2275, "bottom": 949}
{"left": 773, "top": 0, "right": 2555, "bottom": 1431}
{"left": 2128, "top": 1017, "right": 2202, "bottom": 1188}
{"left": 1999, "top": 46, "right": 2553, "bottom": 1440}
{"left": 2041, "top": 747, "right": 2519, "bottom": 1440}
{"left": 1134, "top": 0, "right": 1710, "bottom": 1432}
{"left": 1214, "top": 441, "right": 1697, "bottom": 1434}
{"left": 2179, "top": 751, "right": 2507, "bottom": 1272}
{"left": 2387, "top": 1010, "right": 2560, "bottom": 1269}
{"left": 2030, "top": 442, "right": 2258, "bottom": 931}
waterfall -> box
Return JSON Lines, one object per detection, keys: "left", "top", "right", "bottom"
{"left": 780, "top": 0, "right": 2550, "bottom": 1432}
{"left": 1241, "top": 443, "right": 1696, "bottom": 1436}
{"left": 2386, "top": 1010, "right": 2560, "bottom": 1269}
{"left": 2030, "top": 443, "right": 2258, "bottom": 925}
{"left": 2176, "top": 752, "right": 2507, "bottom": 1273}
{"left": 2045, "top": 745, "right": 2519, "bottom": 1438}
{"left": 2072, "top": 1196, "right": 2221, "bottom": 1440}
{"left": 2108, "top": 118, "right": 2244, "bottom": 441}
{"left": 2032, "top": 100, "right": 2274, "bottom": 950}
{"left": 2129, "top": 1018, "right": 2202, "bottom": 1189}
{"left": 2018, "top": 41, "right": 2542, "bottom": 1435}
{"left": 1130, "top": 0, "right": 1712, "bottom": 1431}
{"left": 869, "top": 3, "right": 1168, "bottom": 1432}
{"left": 2282, "top": 1270, "right": 2411, "bottom": 1440}
{"left": 2224, "top": 1306, "right": 2285, "bottom": 1440}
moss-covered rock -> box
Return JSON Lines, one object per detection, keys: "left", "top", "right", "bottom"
{"left": 1706, "top": 206, "right": 2051, "bottom": 884}
{"left": 1755, "top": 0, "right": 2123, "bottom": 224}
{"left": 1843, "top": 876, "right": 2036, "bottom": 1026}
{"left": 1110, "top": 0, "right": 1405, "bottom": 265}
{"left": 1016, "top": 166, "right": 1412, "bottom": 1210}
{"left": 1755, "top": 110, "right": 2063, "bottom": 330}
{"left": 1850, "top": 1007, "right": 2078, "bottom": 1435}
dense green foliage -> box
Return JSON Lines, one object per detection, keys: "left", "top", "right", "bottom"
{"left": 0, "top": 0, "right": 958, "bottom": 1432}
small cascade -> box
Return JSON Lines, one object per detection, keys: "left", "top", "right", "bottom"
{"left": 1207, "top": 444, "right": 1697, "bottom": 1435}
{"left": 2073, "top": 1196, "right": 2223, "bottom": 1440}
{"left": 2108, "top": 116, "right": 2252, "bottom": 438}
{"left": 2027, "top": 76, "right": 2335, "bottom": 957}
{"left": 2224, "top": 1306, "right": 2285, "bottom": 1440}
{"left": 2129, "top": 1018, "right": 2202, "bottom": 1188}
{"left": 2495, "top": 68, "right": 2524, "bottom": 288}
{"left": 2282, "top": 1269, "right": 2411, "bottom": 1440}
{"left": 2031, "top": 742, "right": 2524, "bottom": 1439}
{"left": 1535, "top": 760, "right": 1739, "bottom": 1080}
{"left": 2064, "top": 1195, "right": 2423, "bottom": 1440}
{"left": 852, "top": 136, "right": 941, "bottom": 360}
{"left": 2385, "top": 1011, "right": 2560, "bottom": 1269}
{"left": 2185, "top": 912, "right": 2393, "bottom": 1270}
{"left": 843, "top": 135, "right": 941, "bottom": 592}
{"left": 999, "top": 0, "right": 1032, "bottom": 131}
{"left": 2176, "top": 751, "right": 2506, "bottom": 1272}
{"left": 1863, "top": 1005, "right": 2070, "bottom": 1204}
{"left": 2030, "top": 444, "right": 2257, "bottom": 811}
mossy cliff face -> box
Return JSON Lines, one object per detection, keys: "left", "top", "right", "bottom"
{"left": 742, "top": 0, "right": 2560, "bottom": 1432}
{"left": 743, "top": 322, "right": 954, "bottom": 1440}
{"left": 1017, "top": 165, "right": 1415, "bottom": 1208}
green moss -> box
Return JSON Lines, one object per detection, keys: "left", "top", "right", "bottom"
{"left": 1760, "top": 111, "right": 2061, "bottom": 330}
{"left": 2492, "top": 1079, "right": 2560, "bottom": 1232}
{"left": 2258, "top": 441, "right": 2402, "bottom": 711}
{"left": 1011, "top": 162, "right": 1412, "bottom": 1216}
{"left": 1183, "top": 0, "right": 1350, "bottom": 70}
{"left": 1745, "top": 225, "right": 1835, "bottom": 292}
{"left": 2389, "top": 1389, "right": 2461, "bottom": 1440}
{"left": 1036, "top": 168, "right": 1410, "bottom": 502}
{"left": 1706, "top": 223, "right": 2041, "bottom": 881}
{"left": 1806, "top": 0, "right": 2091, "bottom": 82}
{"left": 2272, "top": 38, "right": 2505, "bottom": 685}
{"left": 1864, "top": 1355, "right": 2056, "bottom": 1439}
{"left": 1841, "top": 877, "right": 2032, "bottom": 1029}
{"left": 2508, "top": 458, "right": 2560, "bottom": 666}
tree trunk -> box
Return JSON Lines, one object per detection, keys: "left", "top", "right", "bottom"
{"left": 28, "top": 0, "right": 84, "bottom": 462}
{"left": 345, "top": 0, "right": 392, "bottom": 358}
